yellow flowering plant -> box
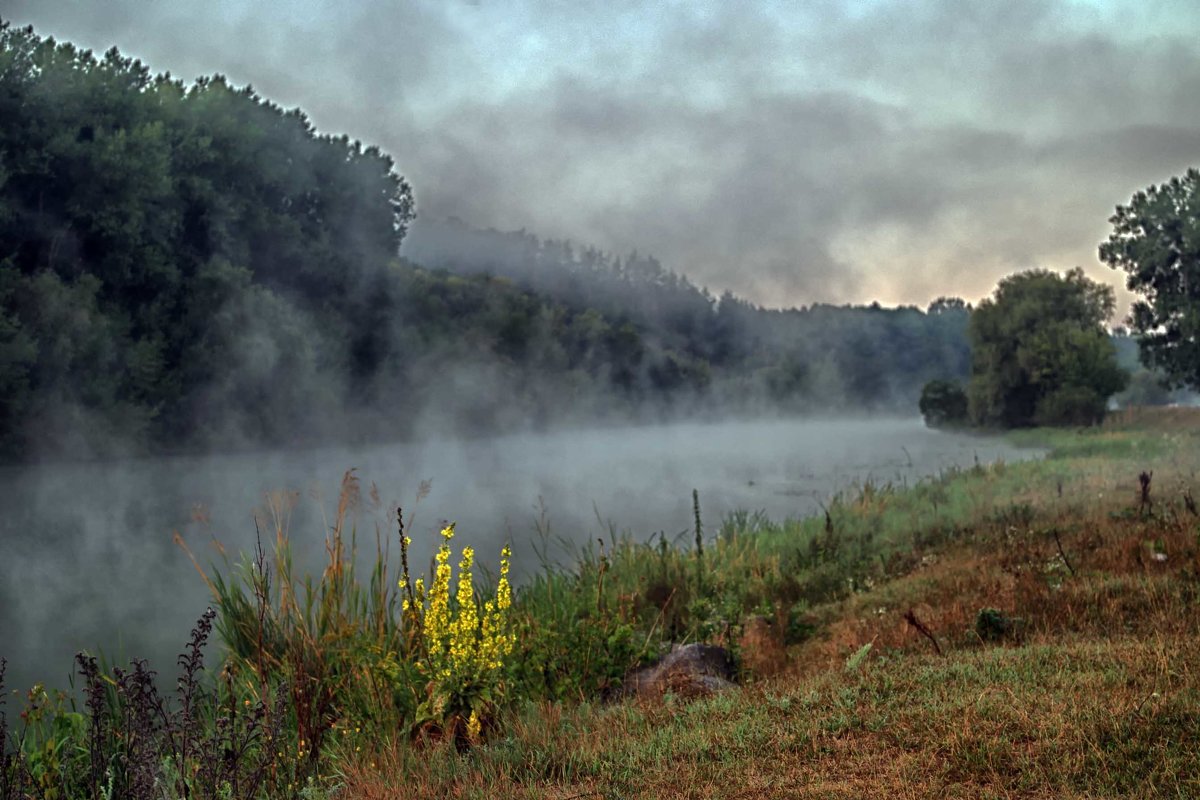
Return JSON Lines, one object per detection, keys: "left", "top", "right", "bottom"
{"left": 400, "top": 523, "right": 514, "bottom": 744}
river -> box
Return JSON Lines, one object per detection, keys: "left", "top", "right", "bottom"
{"left": 0, "top": 416, "right": 1037, "bottom": 694}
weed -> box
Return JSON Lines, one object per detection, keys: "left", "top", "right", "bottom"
{"left": 0, "top": 609, "right": 283, "bottom": 800}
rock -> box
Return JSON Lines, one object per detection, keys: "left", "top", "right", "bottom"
{"left": 622, "top": 643, "right": 737, "bottom": 700}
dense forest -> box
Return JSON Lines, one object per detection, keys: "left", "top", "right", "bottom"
{"left": 0, "top": 22, "right": 975, "bottom": 461}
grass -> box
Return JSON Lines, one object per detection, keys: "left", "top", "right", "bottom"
{"left": 4, "top": 407, "right": 1199, "bottom": 798}
{"left": 350, "top": 636, "right": 1199, "bottom": 798}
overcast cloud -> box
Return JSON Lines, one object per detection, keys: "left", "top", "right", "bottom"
{"left": 4, "top": 0, "right": 1199, "bottom": 311}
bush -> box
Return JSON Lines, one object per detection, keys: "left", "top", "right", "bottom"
{"left": 919, "top": 380, "right": 969, "bottom": 428}
{"left": 0, "top": 613, "right": 287, "bottom": 800}
{"left": 1035, "top": 386, "right": 1106, "bottom": 427}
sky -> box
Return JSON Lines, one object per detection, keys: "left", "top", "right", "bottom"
{"left": 4, "top": 0, "right": 1199, "bottom": 312}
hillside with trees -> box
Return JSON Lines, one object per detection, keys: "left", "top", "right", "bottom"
{"left": 404, "top": 218, "right": 974, "bottom": 415}
{"left": 0, "top": 22, "right": 974, "bottom": 461}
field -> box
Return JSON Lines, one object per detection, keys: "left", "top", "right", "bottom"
{"left": 4, "top": 408, "right": 1199, "bottom": 799}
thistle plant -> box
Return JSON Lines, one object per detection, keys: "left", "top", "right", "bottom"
{"left": 401, "top": 524, "right": 514, "bottom": 744}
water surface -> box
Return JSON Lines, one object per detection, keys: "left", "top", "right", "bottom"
{"left": 0, "top": 417, "right": 1037, "bottom": 692}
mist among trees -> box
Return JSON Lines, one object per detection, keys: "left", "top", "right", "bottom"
{"left": 0, "top": 22, "right": 978, "bottom": 461}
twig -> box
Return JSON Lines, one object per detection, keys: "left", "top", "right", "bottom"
{"left": 1183, "top": 490, "right": 1197, "bottom": 517}
{"left": 641, "top": 587, "right": 677, "bottom": 657}
{"left": 1130, "top": 689, "right": 1161, "bottom": 719}
{"left": 904, "top": 609, "right": 943, "bottom": 656}
{"left": 1051, "top": 527, "right": 1076, "bottom": 577}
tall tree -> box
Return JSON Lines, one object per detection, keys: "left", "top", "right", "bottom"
{"left": 1099, "top": 168, "right": 1200, "bottom": 389}
{"left": 968, "top": 268, "right": 1127, "bottom": 427}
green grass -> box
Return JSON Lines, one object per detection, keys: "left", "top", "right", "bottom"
{"left": 349, "top": 635, "right": 1200, "bottom": 799}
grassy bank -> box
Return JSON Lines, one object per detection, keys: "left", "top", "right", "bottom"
{"left": 4, "top": 408, "right": 1199, "bottom": 798}
{"left": 348, "top": 407, "right": 1200, "bottom": 798}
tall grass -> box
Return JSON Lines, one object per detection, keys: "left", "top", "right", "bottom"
{"left": 194, "top": 471, "right": 411, "bottom": 764}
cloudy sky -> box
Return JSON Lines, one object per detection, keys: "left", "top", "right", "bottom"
{"left": 5, "top": 0, "right": 1199, "bottom": 311}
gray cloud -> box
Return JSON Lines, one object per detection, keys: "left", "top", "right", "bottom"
{"left": 6, "top": 0, "right": 1199, "bottom": 311}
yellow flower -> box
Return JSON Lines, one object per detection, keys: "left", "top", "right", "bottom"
{"left": 449, "top": 546, "right": 478, "bottom": 671}
{"left": 424, "top": 534, "right": 455, "bottom": 666}
{"left": 466, "top": 709, "right": 482, "bottom": 741}
{"left": 404, "top": 524, "right": 515, "bottom": 724}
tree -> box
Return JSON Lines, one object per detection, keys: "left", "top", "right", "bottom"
{"left": 1099, "top": 168, "right": 1200, "bottom": 389}
{"left": 967, "top": 268, "right": 1128, "bottom": 428}
{"left": 927, "top": 296, "right": 971, "bottom": 315}
{"left": 919, "top": 380, "right": 968, "bottom": 428}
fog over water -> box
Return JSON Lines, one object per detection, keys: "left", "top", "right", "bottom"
{"left": 0, "top": 417, "right": 1038, "bottom": 693}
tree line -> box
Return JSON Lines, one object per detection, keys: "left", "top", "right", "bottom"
{"left": 404, "top": 218, "right": 974, "bottom": 415}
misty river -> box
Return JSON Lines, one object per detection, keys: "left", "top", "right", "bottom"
{"left": 0, "top": 417, "right": 1039, "bottom": 693}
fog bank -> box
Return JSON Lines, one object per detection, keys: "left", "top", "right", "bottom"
{"left": 0, "top": 417, "right": 1038, "bottom": 694}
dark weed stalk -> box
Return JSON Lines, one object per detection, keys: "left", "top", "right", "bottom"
{"left": 106, "top": 657, "right": 167, "bottom": 799}
{"left": 0, "top": 658, "right": 30, "bottom": 800}
{"left": 171, "top": 607, "right": 216, "bottom": 796}
{"left": 399, "top": 505, "right": 421, "bottom": 654}
{"left": 75, "top": 654, "right": 108, "bottom": 798}
{"left": 1050, "top": 527, "right": 1076, "bottom": 577}
{"left": 596, "top": 539, "right": 609, "bottom": 615}
{"left": 903, "top": 610, "right": 943, "bottom": 656}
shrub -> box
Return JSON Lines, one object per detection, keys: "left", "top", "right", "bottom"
{"left": 919, "top": 380, "right": 969, "bottom": 428}
{"left": 1035, "top": 385, "right": 1106, "bottom": 427}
